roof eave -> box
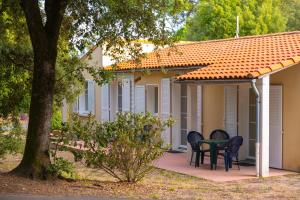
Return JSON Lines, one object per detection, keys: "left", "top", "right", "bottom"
{"left": 111, "top": 65, "right": 206, "bottom": 74}
{"left": 174, "top": 78, "right": 255, "bottom": 85}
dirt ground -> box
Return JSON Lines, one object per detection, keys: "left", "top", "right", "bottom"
{"left": 1, "top": 154, "right": 300, "bottom": 200}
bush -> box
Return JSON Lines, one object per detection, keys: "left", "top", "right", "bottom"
{"left": 48, "top": 123, "right": 78, "bottom": 179}
{"left": 51, "top": 109, "right": 63, "bottom": 130}
{"left": 70, "top": 112, "right": 173, "bottom": 182}
{"left": 0, "top": 118, "right": 24, "bottom": 159}
{"left": 47, "top": 157, "right": 76, "bottom": 179}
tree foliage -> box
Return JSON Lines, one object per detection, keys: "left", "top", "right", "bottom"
{"left": 282, "top": 0, "right": 300, "bottom": 31}
{"left": 183, "top": 0, "right": 287, "bottom": 41}
{"left": 0, "top": 0, "right": 85, "bottom": 118}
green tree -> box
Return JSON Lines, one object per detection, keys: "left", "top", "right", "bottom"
{"left": 282, "top": 0, "right": 300, "bottom": 31}
{"left": 183, "top": 0, "right": 287, "bottom": 41}
{"left": 0, "top": 0, "right": 85, "bottom": 119}
{"left": 0, "top": 0, "right": 188, "bottom": 179}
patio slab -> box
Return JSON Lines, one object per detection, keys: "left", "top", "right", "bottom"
{"left": 153, "top": 152, "right": 296, "bottom": 182}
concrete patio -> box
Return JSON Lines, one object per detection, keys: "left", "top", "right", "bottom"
{"left": 153, "top": 152, "right": 295, "bottom": 182}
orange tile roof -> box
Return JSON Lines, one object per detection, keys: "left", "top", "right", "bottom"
{"left": 114, "top": 31, "right": 300, "bottom": 80}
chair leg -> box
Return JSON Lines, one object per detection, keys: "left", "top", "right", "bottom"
{"left": 215, "top": 150, "right": 218, "bottom": 167}
{"left": 229, "top": 157, "right": 232, "bottom": 168}
{"left": 195, "top": 151, "right": 200, "bottom": 167}
{"left": 236, "top": 156, "right": 240, "bottom": 170}
{"left": 190, "top": 151, "right": 194, "bottom": 166}
{"left": 224, "top": 152, "right": 229, "bottom": 171}
{"left": 201, "top": 151, "right": 205, "bottom": 164}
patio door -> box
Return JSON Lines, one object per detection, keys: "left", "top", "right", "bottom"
{"left": 269, "top": 85, "right": 283, "bottom": 169}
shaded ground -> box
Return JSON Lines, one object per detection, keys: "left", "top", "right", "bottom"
{"left": 1, "top": 154, "right": 300, "bottom": 200}
{"left": 0, "top": 195, "right": 117, "bottom": 200}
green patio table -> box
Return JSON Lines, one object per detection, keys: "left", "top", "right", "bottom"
{"left": 200, "top": 139, "right": 229, "bottom": 170}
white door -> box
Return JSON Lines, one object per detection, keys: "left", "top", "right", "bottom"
{"left": 161, "top": 78, "right": 171, "bottom": 145}
{"left": 269, "top": 85, "right": 283, "bottom": 169}
{"left": 101, "top": 84, "right": 110, "bottom": 121}
{"left": 224, "top": 86, "right": 238, "bottom": 137}
{"left": 135, "top": 85, "right": 145, "bottom": 113}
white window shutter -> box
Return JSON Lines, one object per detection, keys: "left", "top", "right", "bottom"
{"left": 196, "top": 85, "right": 202, "bottom": 133}
{"left": 161, "top": 78, "right": 171, "bottom": 145}
{"left": 87, "top": 80, "right": 95, "bottom": 114}
{"left": 224, "top": 86, "right": 238, "bottom": 137}
{"left": 135, "top": 85, "right": 145, "bottom": 113}
{"left": 130, "top": 77, "right": 135, "bottom": 112}
{"left": 101, "top": 84, "right": 110, "bottom": 121}
{"left": 122, "top": 78, "right": 131, "bottom": 112}
{"left": 73, "top": 98, "right": 79, "bottom": 113}
{"left": 269, "top": 85, "right": 283, "bottom": 169}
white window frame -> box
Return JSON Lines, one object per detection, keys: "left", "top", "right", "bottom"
{"left": 76, "top": 80, "right": 94, "bottom": 116}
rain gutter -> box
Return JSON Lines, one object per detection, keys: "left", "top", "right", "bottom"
{"left": 251, "top": 79, "right": 260, "bottom": 177}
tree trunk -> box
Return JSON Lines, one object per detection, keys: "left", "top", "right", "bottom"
{"left": 9, "top": 0, "right": 67, "bottom": 179}
{"left": 11, "top": 55, "right": 56, "bottom": 179}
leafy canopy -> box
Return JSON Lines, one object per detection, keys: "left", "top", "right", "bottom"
{"left": 0, "top": 0, "right": 86, "bottom": 118}
{"left": 182, "top": 0, "right": 287, "bottom": 41}
{"left": 0, "top": 0, "right": 191, "bottom": 118}
{"left": 282, "top": 0, "right": 300, "bottom": 31}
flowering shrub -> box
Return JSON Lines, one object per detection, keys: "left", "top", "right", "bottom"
{"left": 70, "top": 112, "right": 173, "bottom": 182}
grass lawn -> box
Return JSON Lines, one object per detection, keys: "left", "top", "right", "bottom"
{"left": 0, "top": 153, "right": 300, "bottom": 200}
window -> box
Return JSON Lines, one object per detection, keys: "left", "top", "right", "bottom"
{"left": 118, "top": 82, "right": 122, "bottom": 112}
{"left": 75, "top": 80, "right": 94, "bottom": 115}
{"left": 146, "top": 85, "right": 158, "bottom": 115}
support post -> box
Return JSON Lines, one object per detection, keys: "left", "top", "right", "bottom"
{"left": 259, "top": 76, "right": 270, "bottom": 177}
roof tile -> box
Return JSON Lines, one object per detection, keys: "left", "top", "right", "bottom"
{"left": 113, "top": 32, "right": 300, "bottom": 80}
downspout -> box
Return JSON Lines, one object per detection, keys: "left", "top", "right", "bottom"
{"left": 251, "top": 79, "right": 260, "bottom": 177}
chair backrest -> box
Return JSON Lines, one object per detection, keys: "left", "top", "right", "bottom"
{"left": 226, "top": 136, "right": 243, "bottom": 158}
{"left": 209, "top": 129, "right": 230, "bottom": 140}
{"left": 187, "top": 131, "right": 204, "bottom": 151}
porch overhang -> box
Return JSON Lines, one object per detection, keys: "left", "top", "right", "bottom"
{"left": 175, "top": 76, "right": 270, "bottom": 178}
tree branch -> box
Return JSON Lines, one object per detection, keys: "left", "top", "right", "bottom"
{"left": 44, "top": 0, "right": 68, "bottom": 54}
{"left": 20, "top": 0, "right": 47, "bottom": 54}
{"left": 0, "top": 0, "right": 7, "bottom": 15}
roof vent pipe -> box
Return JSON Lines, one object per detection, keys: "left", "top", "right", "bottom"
{"left": 235, "top": 16, "right": 239, "bottom": 38}
{"left": 251, "top": 79, "right": 260, "bottom": 177}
